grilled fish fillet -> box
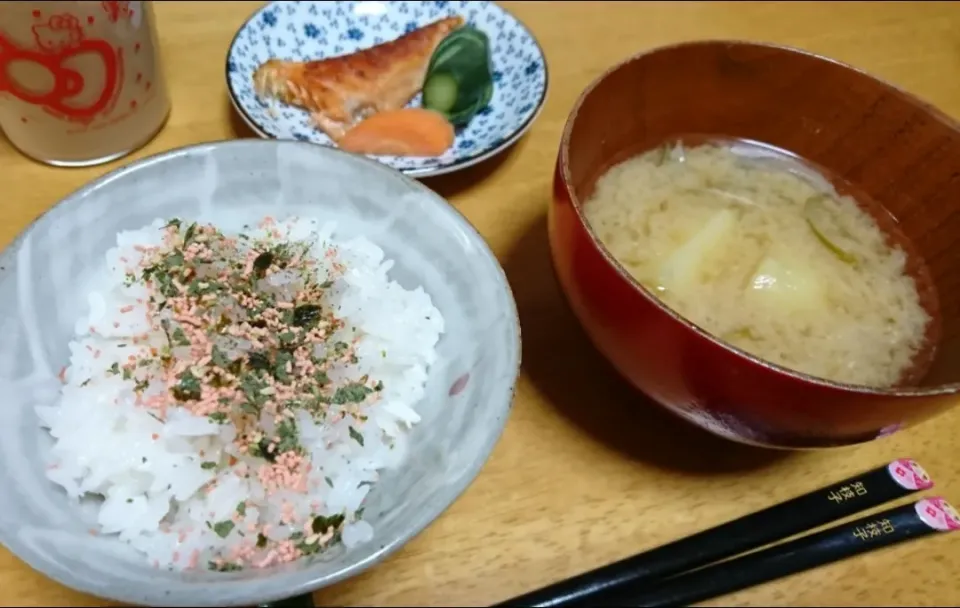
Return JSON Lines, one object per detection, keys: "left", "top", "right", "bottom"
{"left": 252, "top": 16, "right": 464, "bottom": 141}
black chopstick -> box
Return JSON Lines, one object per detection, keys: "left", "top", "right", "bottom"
{"left": 257, "top": 593, "right": 315, "bottom": 608}
{"left": 603, "top": 496, "right": 960, "bottom": 607}
{"left": 495, "top": 458, "right": 934, "bottom": 607}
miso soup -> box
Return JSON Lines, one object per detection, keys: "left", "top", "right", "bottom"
{"left": 584, "top": 141, "right": 931, "bottom": 387}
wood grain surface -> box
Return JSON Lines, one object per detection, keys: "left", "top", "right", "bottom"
{"left": 1, "top": 2, "right": 959, "bottom": 606}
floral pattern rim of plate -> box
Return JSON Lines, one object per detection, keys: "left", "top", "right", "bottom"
{"left": 225, "top": 0, "right": 549, "bottom": 178}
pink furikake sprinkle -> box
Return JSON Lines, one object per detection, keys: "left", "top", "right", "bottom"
{"left": 116, "top": 218, "right": 382, "bottom": 572}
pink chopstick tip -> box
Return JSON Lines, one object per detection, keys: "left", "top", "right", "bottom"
{"left": 915, "top": 497, "right": 960, "bottom": 532}
{"left": 887, "top": 458, "right": 934, "bottom": 491}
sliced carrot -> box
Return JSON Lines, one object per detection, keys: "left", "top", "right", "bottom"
{"left": 338, "top": 108, "right": 455, "bottom": 157}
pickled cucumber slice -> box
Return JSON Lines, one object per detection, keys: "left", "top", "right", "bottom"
{"left": 422, "top": 25, "right": 494, "bottom": 127}
{"left": 476, "top": 78, "right": 494, "bottom": 109}
{"left": 429, "top": 26, "right": 489, "bottom": 72}
{"left": 423, "top": 72, "right": 459, "bottom": 114}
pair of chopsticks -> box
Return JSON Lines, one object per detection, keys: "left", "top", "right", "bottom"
{"left": 495, "top": 458, "right": 958, "bottom": 607}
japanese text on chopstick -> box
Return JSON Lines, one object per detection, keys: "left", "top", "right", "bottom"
{"left": 852, "top": 518, "right": 896, "bottom": 540}
{"left": 826, "top": 482, "right": 868, "bottom": 503}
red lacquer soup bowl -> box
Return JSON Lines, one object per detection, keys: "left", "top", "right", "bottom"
{"left": 550, "top": 40, "right": 960, "bottom": 449}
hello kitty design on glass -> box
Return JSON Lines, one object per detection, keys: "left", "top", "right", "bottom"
{"left": 225, "top": 0, "right": 548, "bottom": 178}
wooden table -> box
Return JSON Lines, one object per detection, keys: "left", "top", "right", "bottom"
{"left": 2, "top": 1, "right": 960, "bottom": 606}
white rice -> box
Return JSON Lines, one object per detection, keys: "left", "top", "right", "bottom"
{"left": 35, "top": 216, "right": 444, "bottom": 571}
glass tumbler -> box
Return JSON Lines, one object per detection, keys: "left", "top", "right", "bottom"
{"left": 0, "top": 0, "right": 171, "bottom": 166}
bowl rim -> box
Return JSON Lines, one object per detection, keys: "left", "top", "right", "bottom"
{"left": 0, "top": 138, "right": 523, "bottom": 607}
{"left": 557, "top": 38, "right": 960, "bottom": 398}
{"left": 222, "top": 0, "right": 551, "bottom": 179}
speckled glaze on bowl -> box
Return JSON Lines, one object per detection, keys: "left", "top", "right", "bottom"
{"left": 0, "top": 140, "right": 520, "bottom": 606}
{"left": 551, "top": 40, "right": 960, "bottom": 450}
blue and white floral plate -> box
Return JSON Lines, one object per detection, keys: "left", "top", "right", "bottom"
{"left": 226, "top": 0, "right": 549, "bottom": 178}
